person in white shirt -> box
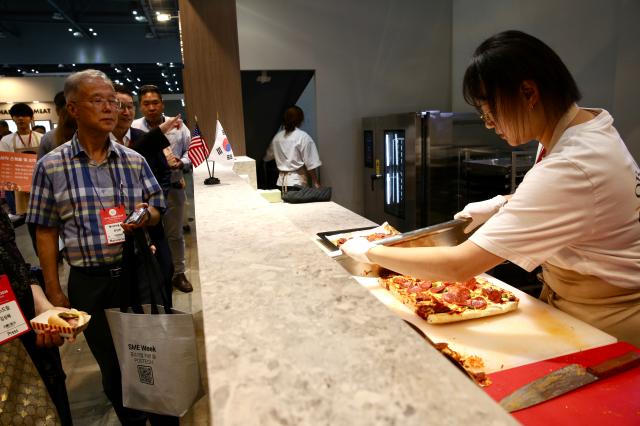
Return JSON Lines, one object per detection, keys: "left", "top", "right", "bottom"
{"left": 0, "top": 103, "right": 42, "bottom": 216}
{"left": 131, "top": 84, "right": 194, "bottom": 293}
{"left": 0, "top": 103, "right": 42, "bottom": 152}
{"left": 264, "top": 106, "right": 322, "bottom": 190}
{"left": 341, "top": 30, "right": 640, "bottom": 346}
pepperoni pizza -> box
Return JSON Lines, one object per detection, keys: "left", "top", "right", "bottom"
{"left": 380, "top": 274, "right": 519, "bottom": 324}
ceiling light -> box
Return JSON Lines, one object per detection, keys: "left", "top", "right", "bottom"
{"left": 68, "top": 28, "right": 72, "bottom": 32}
{"left": 72, "top": 31, "right": 82, "bottom": 38}
{"left": 126, "top": 78, "right": 132, "bottom": 82}
{"left": 136, "top": 78, "right": 141, "bottom": 82}
{"left": 35, "top": 71, "right": 39, "bottom": 74}
{"left": 132, "top": 90, "right": 137, "bottom": 95}
{"left": 168, "top": 88, "right": 173, "bottom": 92}
{"left": 115, "top": 68, "right": 121, "bottom": 73}
{"left": 169, "top": 63, "right": 174, "bottom": 68}
{"left": 134, "top": 85, "right": 139, "bottom": 89}
{"left": 115, "top": 79, "right": 121, "bottom": 83}
{"left": 72, "top": 64, "right": 76, "bottom": 66}
{"left": 89, "top": 28, "right": 93, "bottom": 31}
{"left": 174, "top": 81, "right": 178, "bottom": 85}
{"left": 135, "top": 15, "right": 147, "bottom": 22}
{"left": 132, "top": 10, "right": 138, "bottom": 15}
{"left": 126, "top": 67, "right": 131, "bottom": 72}
{"left": 31, "top": 69, "right": 35, "bottom": 72}
{"left": 58, "top": 64, "right": 63, "bottom": 68}
{"left": 92, "top": 32, "right": 97, "bottom": 36}
{"left": 161, "top": 72, "right": 166, "bottom": 77}
{"left": 156, "top": 13, "right": 171, "bottom": 22}
{"left": 17, "top": 68, "right": 21, "bottom": 72}
{"left": 52, "top": 12, "right": 64, "bottom": 20}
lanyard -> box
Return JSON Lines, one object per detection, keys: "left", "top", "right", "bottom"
{"left": 15, "top": 132, "right": 32, "bottom": 149}
{"left": 81, "top": 155, "right": 124, "bottom": 210}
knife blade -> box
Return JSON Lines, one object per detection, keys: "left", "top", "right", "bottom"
{"left": 499, "top": 351, "right": 640, "bottom": 413}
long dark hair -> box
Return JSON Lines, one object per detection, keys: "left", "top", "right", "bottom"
{"left": 463, "top": 30, "right": 581, "bottom": 140}
{"left": 283, "top": 106, "right": 304, "bottom": 134}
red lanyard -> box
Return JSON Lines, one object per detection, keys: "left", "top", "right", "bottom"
{"left": 16, "top": 131, "right": 32, "bottom": 148}
{"left": 536, "top": 147, "right": 547, "bottom": 164}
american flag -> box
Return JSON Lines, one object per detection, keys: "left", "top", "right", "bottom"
{"left": 188, "top": 124, "right": 209, "bottom": 168}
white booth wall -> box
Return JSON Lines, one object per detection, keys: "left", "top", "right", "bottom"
{"left": 238, "top": 0, "right": 640, "bottom": 214}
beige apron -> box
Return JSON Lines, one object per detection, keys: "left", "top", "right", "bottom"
{"left": 540, "top": 262, "right": 640, "bottom": 347}
{"left": 13, "top": 134, "right": 38, "bottom": 215}
{"left": 279, "top": 168, "right": 308, "bottom": 192}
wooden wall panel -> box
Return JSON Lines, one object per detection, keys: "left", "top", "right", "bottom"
{"left": 179, "top": 0, "right": 246, "bottom": 156}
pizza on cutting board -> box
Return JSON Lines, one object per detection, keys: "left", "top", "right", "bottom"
{"left": 380, "top": 274, "right": 519, "bottom": 324}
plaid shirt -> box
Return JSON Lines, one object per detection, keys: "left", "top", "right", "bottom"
{"left": 27, "top": 133, "right": 165, "bottom": 267}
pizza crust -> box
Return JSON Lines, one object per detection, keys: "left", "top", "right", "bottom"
{"left": 425, "top": 301, "right": 518, "bottom": 324}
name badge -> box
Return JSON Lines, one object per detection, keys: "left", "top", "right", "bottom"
{"left": 0, "top": 274, "right": 30, "bottom": 345}
{"left": 100, "top": 205, "right": 127, "bottom": 245}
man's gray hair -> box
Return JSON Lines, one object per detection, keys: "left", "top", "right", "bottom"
{"left": 64, "top": 69, "right": 113, "bottom": 101}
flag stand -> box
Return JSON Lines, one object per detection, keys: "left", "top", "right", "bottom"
{"left": 204, "top": 160, "right": 220, "bottom": 185}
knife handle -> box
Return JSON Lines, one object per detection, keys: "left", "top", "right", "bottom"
{"left": 587, "top": 351, "right": 640, "bottom": 379}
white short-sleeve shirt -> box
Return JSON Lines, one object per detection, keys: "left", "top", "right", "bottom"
{"left": 0, "top": 131, "right": 42, "bottom": 152}
{"left": 265, "top": 128, "right": 322, "bottom": 186}
{"left": 470, "top": 109, "right": 640, "bottom": 289}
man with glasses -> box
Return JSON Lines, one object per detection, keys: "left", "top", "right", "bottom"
{"left": 132, "top": 85, "right": 193, "bottom": 293}
{"left": 111, "top": 84, "right": 182, "bottom": 305}
{"left": 27, "top": 70, "right": 177, "bottom": 425}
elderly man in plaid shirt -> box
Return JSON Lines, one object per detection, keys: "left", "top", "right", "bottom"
{"left": 27, "top": 70, "right": 178, "bottom": 425}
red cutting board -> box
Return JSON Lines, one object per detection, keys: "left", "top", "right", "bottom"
{"left": 484, "top": 342, "right": 640, "bottom": 425}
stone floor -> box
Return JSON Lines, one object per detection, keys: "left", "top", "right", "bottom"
{"left": 12, "top": 175, "right": 210, "bottom": 425}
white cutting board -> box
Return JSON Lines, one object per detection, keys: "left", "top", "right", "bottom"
{"left": 353, "top": 274, "right": 617, "bottom": 373}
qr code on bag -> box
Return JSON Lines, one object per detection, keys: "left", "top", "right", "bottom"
{"left": 137, "top": 365, "right": 154, "bottom": 385}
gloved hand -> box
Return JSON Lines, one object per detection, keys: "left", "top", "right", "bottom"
{"left": 340, "top": 237, "right": 377, "bottom": 264}
{"left": 454, "top": 195, "right": 507, "bottom": 233}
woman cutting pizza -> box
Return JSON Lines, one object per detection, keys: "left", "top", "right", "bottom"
{"left": 341, "top": 30, "right": 640, "bottom": 346}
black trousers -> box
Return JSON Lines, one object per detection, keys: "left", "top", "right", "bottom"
{"left": 68, "top": 266, "right": 179, "bottom": 426}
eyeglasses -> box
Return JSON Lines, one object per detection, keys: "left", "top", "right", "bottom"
{"left": 79, "top": 98, "right": 122, "bottom": 110}
{"left": 119, "top": 102, "right": 135, "bottom": 111}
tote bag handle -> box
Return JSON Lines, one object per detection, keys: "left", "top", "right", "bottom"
{"left": 120, "top": 229, "right": 172, "bottom": 315}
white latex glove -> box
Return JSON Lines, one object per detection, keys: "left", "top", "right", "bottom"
{"left": 454, "top": 195, "right": 507, "bottom": 233}
{"left": 340, "top": 237, "right": 377, "bottom": 264}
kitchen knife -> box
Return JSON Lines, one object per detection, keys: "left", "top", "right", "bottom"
{"left": 499, "top": 351, "right": 640, "bottom": 413}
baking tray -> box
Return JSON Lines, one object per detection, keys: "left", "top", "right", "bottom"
{"left": 330, "top": 218, "right": 471, "bottom": 277}
{"left": 317, "top": 226, "right": 378, "bottom": 251}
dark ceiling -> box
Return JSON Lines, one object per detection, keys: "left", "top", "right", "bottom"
{"left": 0, "top": 0, "right": 182, "bottom": 94}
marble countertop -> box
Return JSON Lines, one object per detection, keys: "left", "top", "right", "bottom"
{"left": 193, "top": 163, "right": 517, "bottom": 425}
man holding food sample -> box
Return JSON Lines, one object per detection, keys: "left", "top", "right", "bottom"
{"left": 26, "top": 69, "right": 174, "bottom": 424}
